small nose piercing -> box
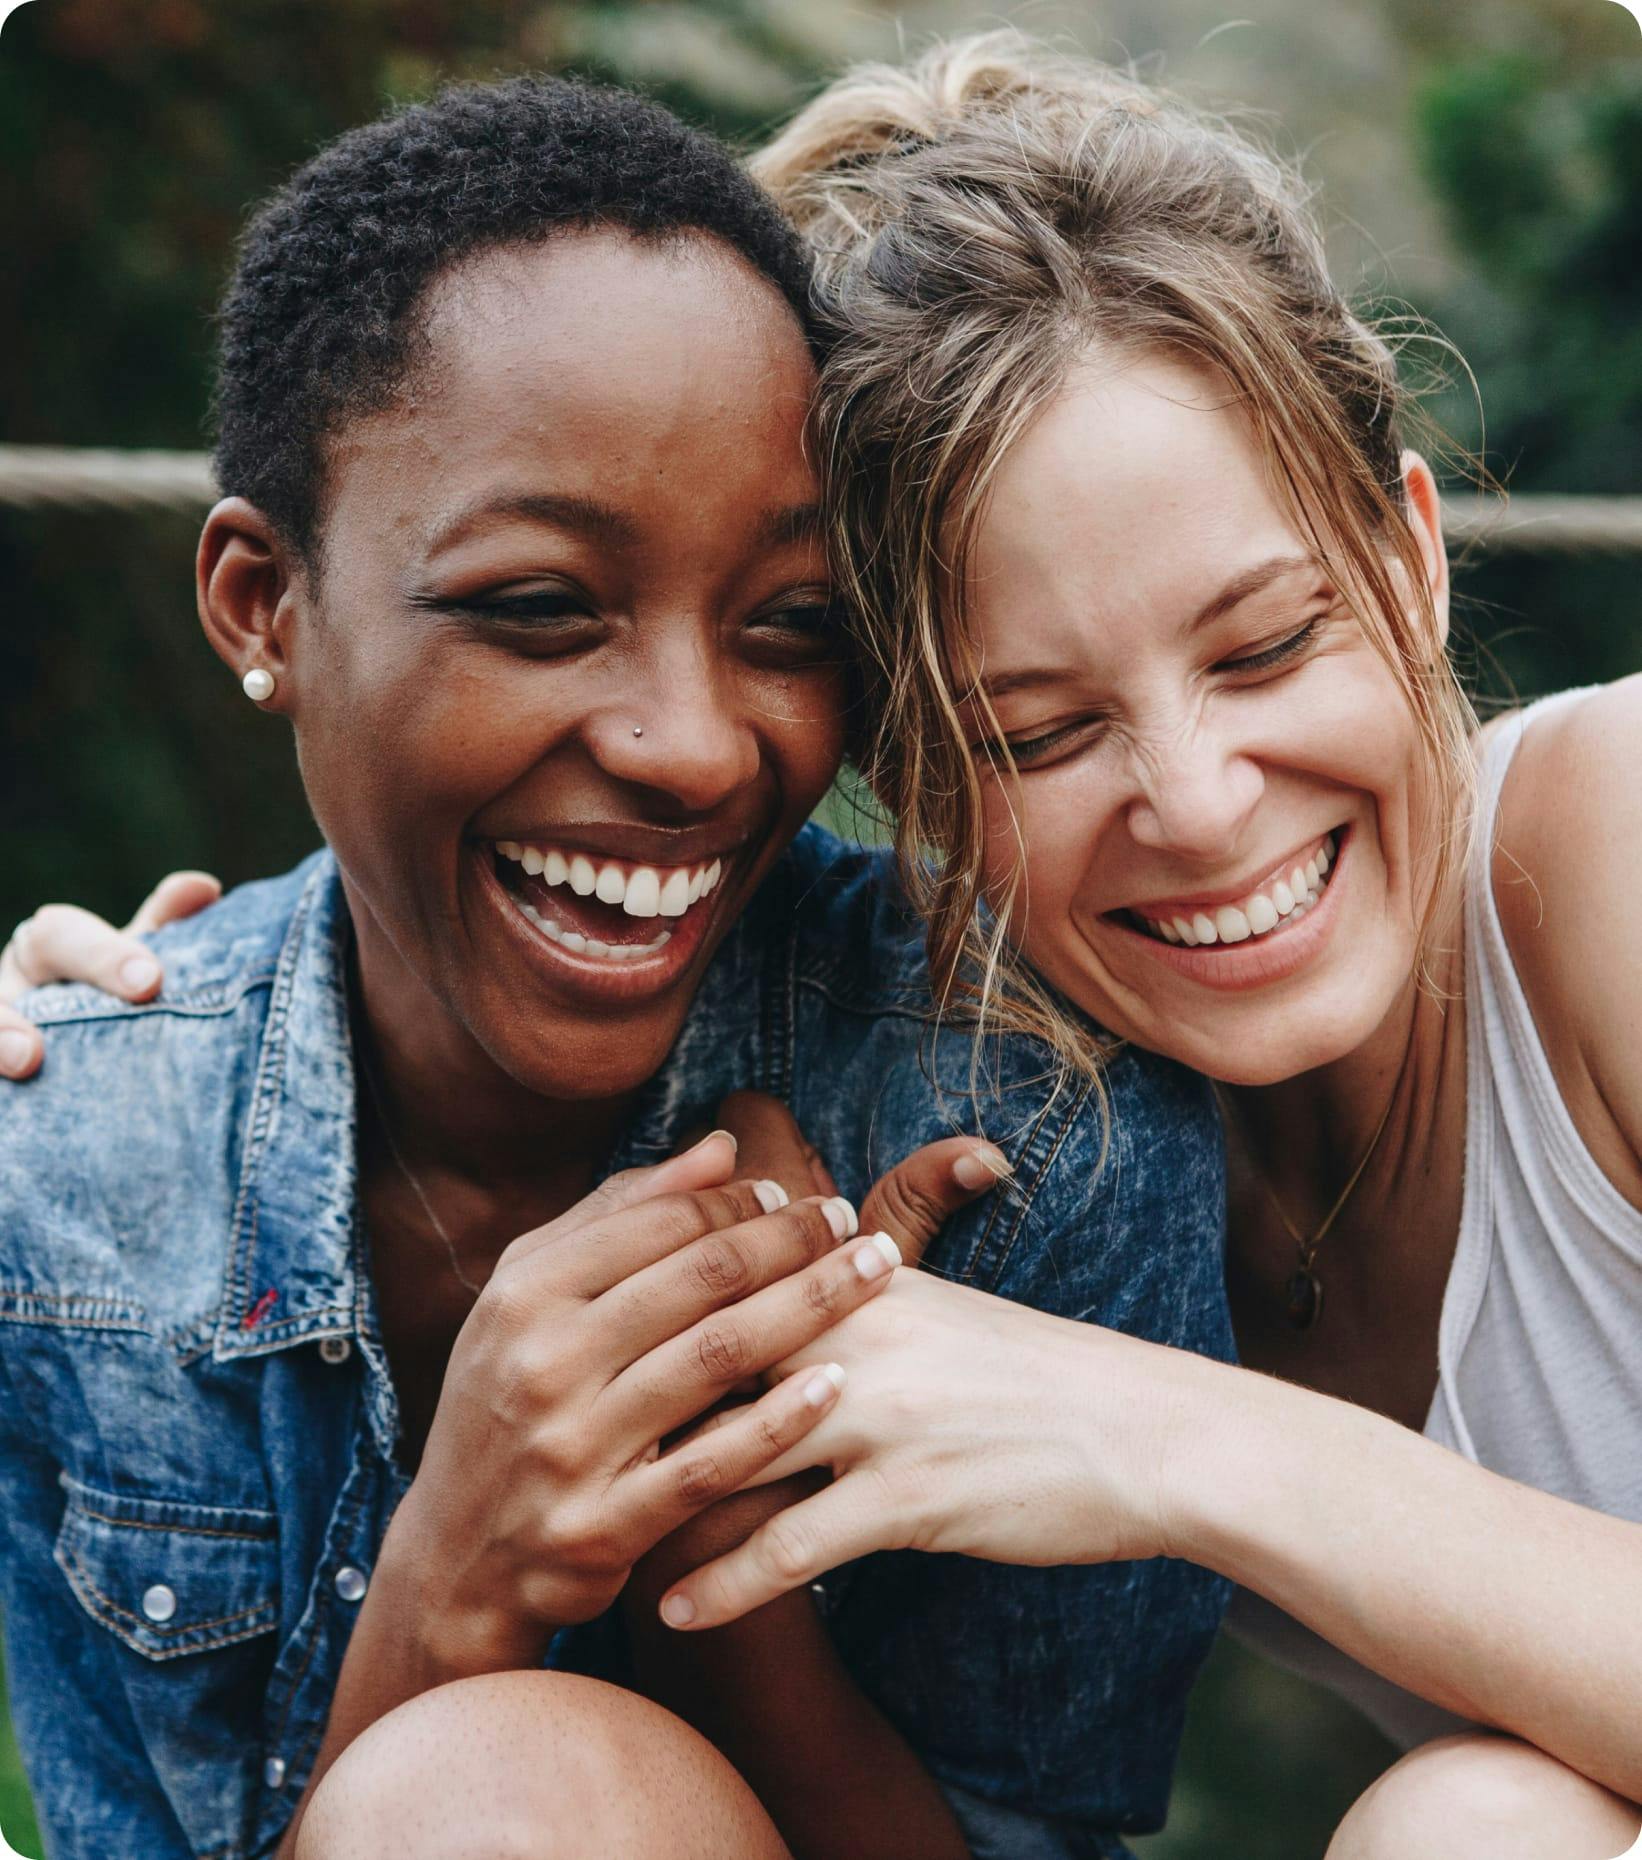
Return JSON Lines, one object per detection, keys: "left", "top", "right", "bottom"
{"left": 633, "top": 726, "right": 644, "bottom": 738}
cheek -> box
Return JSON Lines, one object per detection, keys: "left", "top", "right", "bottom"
{"left": 762, "top": 669, "right": 848, "bottom": 813}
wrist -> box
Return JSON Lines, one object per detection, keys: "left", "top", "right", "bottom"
{"left": 376, "top": 1494, "right": 548, "bottom": 1678}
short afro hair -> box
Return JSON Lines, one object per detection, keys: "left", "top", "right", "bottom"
{"left": 213, "top": 75, "right": 815, "bottom": 560}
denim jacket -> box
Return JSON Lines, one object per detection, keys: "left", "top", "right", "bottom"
{"left": 0, "top": 827, "right": 1231, "bottom": 1860}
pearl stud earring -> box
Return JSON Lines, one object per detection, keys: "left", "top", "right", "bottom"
{"left": 242, "top": 668, "right": 276, "bottom": 702}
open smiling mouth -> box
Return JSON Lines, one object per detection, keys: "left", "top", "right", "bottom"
{"left": 490, "top": 840, "right": 728, "bottom": 964}
{"left": 1118, "top": 830, "right": 1342, "bottom": 949}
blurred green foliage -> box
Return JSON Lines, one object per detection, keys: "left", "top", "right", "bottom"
{"left": 1, "top": 4, "right": 1639, "bottom": 1856}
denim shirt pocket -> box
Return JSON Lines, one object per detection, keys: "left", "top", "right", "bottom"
{"left": 53, "top": 1474, "right": 280, "bottom": 1857}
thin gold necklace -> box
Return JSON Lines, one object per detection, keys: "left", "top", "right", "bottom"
{"left": 357, "top": 1048, "right": 485, "bottom": 1300}
{"left": 1221, "top": 1086, "right": 1397, "bottom": 1330}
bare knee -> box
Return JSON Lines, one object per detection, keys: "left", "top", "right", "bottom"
{"left": 295, "top": 1671, "right": 789, "bottom": 1860}
{"left": 1327, "top": 1733, "right": 1640, "bottom": 1860}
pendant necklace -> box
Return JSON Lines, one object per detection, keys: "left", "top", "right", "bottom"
{"left": 1223, "top": 1086, "right": 1397, "bottom": 1330}
{"left": 358, "top": 1048, "right": 486, "bottom": 1300}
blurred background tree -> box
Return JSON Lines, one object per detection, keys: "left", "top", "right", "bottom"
{"left": 2, "top": 1, "right": 1638, "bottom": 1854}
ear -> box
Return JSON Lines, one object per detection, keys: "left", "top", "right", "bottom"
{"left": 1398, "top": 452, "right": 1449, "bottom": 653}
{"left": 196, "top": 498, "right": 308, "bottom": 712}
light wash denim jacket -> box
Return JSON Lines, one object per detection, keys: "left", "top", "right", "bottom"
{"left": 0, "top": 826, "right": 1231, "bottom": 1860}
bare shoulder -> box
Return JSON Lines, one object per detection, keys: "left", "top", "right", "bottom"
{"left": 1492, "top": 676, "right": 1642, "bottom": 1195}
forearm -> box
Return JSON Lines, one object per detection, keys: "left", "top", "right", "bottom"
{"left": 1166, "top": 1353, "right": 1642, "bottom": 1798}
{"left": 626, "top": 1569, "right": 968, "bottom": 1860}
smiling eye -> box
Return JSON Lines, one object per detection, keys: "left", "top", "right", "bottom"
{"left": 1219, "top": 617, "right": 1320, "bottom": 675}
{"left": 744, "top": 600, "right": 845, "bottom": 662}
{"left": 454, "top": 589, "right": 592, "bottom": 626}
{"left": 994, "top": 714, "right": 1107, "bottom": 769}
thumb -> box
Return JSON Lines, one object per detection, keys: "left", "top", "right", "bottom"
{"left": 860, "top": 1138, "right": 1011, "bottom": 1268}
{"left": 579, "top": 1128, "right": 741, "bottom": 1217}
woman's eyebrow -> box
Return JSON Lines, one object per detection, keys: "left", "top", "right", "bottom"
{"left": 425, "top": 490, "right": 642, "bottom": 554}
{"left": 755, "top": 502, "right": 823, "bottom": 548}
{"left": 1186, "top": 553, "right": 1319, "bottom": 634}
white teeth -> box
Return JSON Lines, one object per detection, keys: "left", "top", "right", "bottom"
{"left": 559, "top": 930, "right": 587, "bottom": 953}
{"left": 1137, "top": 833, "right": 1340, "bottom": 951}
{"left": 622, "top": 868, "right": 661, "bottom": 919}
{"left": 585, "top": 939, "right": 609, "bottom": 958}
{"left": 496, "top": 841, "right": 728, "bottom": 919}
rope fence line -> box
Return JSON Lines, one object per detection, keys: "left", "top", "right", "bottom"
{"left": 3, "top": 444, "right": 1642, "bottom": 551}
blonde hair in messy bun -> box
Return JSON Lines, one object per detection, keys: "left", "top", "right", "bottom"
{"left": 754, "top": 32, "right": 1475, "bottom": 1091}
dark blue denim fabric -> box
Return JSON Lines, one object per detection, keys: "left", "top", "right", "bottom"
{"left": 0, "top": 827, "right": 1230, "bottom": 1859}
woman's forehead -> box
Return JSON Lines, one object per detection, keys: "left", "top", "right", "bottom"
{"left": 323, "top": 232, "right": 820, "bottom": 544}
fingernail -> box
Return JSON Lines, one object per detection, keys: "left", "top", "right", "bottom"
{"left": 753, "top": 1179, "right": 788, "bottom": 1213}
{"left": 852, "top": 1232, "right": 901, "bottom": 1280}
{"left": 803, "top": 1362, "right": 846, "bottom": 1406}
{"left": 953, "top": 1145, "right": 1011, "bottom": 1189}
{"left": 821, "top": 1196, "right": 857, "bottom": 1240}
{"left": 119, "top": 955, "right": 160, "bottom": 996}
{"left": 690, "top": 1129, "right": 737, "bottom": 1154}
{"left": 0, "top": 1031, "right": 34, "bottom": 1076}
{"left": 660, "top": 1593, "right": 697, "bottom": 1628}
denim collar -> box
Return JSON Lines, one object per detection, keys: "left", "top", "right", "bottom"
{"left": 213, "top": 857, "right": 360, "bottom": 1368}
{"left": 207, "top": 849, "right": 787, "bottom": 1373}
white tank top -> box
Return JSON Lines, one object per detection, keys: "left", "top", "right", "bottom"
{"left": 1229, "top": 686, "right": 1642, "bottom": 1747}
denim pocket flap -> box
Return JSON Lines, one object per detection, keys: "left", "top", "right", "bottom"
{"left": 54, "top": 1474, "right": 280, "bottom": 1661}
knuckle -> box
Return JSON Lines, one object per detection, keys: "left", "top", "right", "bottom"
{"left": 694, "top": 1321, "right": 751, "bottom": 1382}
{"left": 761, "top": 1515, "right": 815, "bottom": 1585}
{"left": 690, "top": 1238, "right": 751, "bottom": 1300}
{"left": 802, "top": 1268, "right": 843, "bottom": 1323}
{"left": 786, "top": 1202, "right": 834, "bottom": 1261}
{"left": 674, "top": 1448, "right": 728, "bottom": 1508}
{"left": 879, "top": 1173, "right": 945, "bottom": 1235}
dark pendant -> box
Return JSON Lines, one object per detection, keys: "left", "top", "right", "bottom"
{"left": 1284, "top": 1266, "right": 1324, "bottom": 1330}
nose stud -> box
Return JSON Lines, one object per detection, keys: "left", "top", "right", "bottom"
{"left": 632, "top": 726, "right": 644, "bottom": 738}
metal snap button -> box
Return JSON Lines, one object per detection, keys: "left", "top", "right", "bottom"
{"left": 318, "top": 1336, "right": 352, "bottom": 1365}
{"left": 334, "top": 1565, "right": 368, "bottom": 1603}
{"left": 263, "top": 1755, "right": 287, "bottom": 1790}
{"left": 140, "top": 1583, "right": 177, "bottom": 1624}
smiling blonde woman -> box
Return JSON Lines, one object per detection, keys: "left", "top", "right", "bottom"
{"left": 662, "top": 33, "right": 1642, "bottom": 1859}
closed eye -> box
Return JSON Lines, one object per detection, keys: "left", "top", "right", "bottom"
{"left": 1218, "top": 616, "right": 1320, "bottom": 676}
{"left": 993, "top": 714, "right": 1108, "bottom": 769}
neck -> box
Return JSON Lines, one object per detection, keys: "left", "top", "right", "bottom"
{"left": 1224, "top": 927, "right": 1465, "bottom": 1226}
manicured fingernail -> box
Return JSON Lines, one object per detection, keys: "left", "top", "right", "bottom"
{"left": 753, "top": 1179, "right": 788, "bottom": 1213}
{"left": 660, "top": 1593, "right": 697, "bottom": 1628}
{"left": 803, "top": 1362, "right": 846, "bottom": 1406}
{"left": 691, "top": 1129, "right": 737, "bottom": 1154}
{"left": 119, "top": 955, "right": 160, "bottom": 995}
{"left": 0, "top": 1031, "right": 34, "bottom": 1076}
{"left": 821, "top": 1196, "right": 857, "bottom": 1240}
{"left": 953, "top": 1145, "right": 1011, "bottom": 1189}
{"left": 852, "top": 1232, "right": 901, "bottom": 1280}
